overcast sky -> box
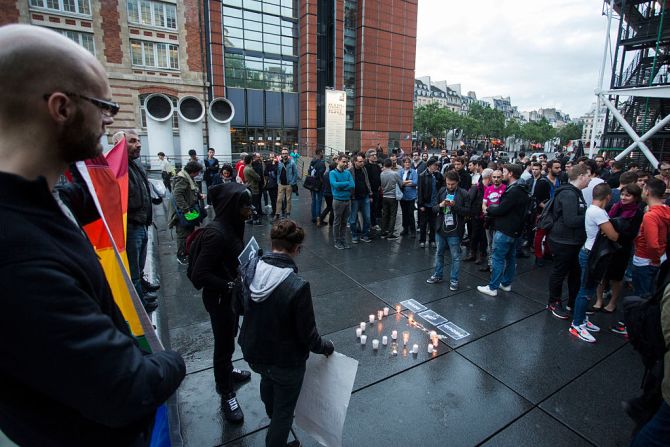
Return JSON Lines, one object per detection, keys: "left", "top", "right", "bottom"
{"left": 415, "top": 0, "right": 613, "bottom": 119}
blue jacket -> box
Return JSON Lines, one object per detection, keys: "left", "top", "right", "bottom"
{"left": 329, "top": 168, "right": 354, "bottom": 201}
{"left": 277, "top": 159, "right": 299, "bottom": 186}
{"left": 400, "top": 168, "right": 418, "bottom": 201}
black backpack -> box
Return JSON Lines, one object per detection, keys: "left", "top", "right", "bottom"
{"left": 536, "top": 187, "right": 573, "bottom": 231}
{"left": 185, "top": 223, "right": 224, "bottom": 290}
{"left": 623, "top": 261, "right": 669, "bottom": 368}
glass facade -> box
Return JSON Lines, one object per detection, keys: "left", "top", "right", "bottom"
{"left": 221, "top": 0, "right": 299, "bottom": 152}
{"left": 343, "top": 0, "right": 357, "bottom": 129}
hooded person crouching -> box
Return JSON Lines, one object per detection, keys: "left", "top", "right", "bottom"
{"left": 238, "top": 219, "right": 334, "bottom": 447}
{"left": 189, "top": 182, "right": 254, "bottom": 423}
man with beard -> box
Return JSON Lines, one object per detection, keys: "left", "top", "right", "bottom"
{"left": 190, "top": 183, "right": 254, "bottom": 423}
{"left": 122, "top": 129, "right": 160, "bottom": 312}
{"left": 0, "top": 25, "right": 185, "bottom": 446}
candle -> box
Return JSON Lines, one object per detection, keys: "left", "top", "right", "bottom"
{"left": 355, "top": 327, "right": 362, "bottom": 338}
{"left": 391, "top": 330, "right": 398, "bottom": 340}
{"left": 402, "top": 331, "right": 410, "bottom": 346}
{"left": 408, "top": 314, "right": 414, "bottom": 325}
{"left": 429, "top": 331, "right": 437, "bottom": 339}
{"left": 377, "top": 310, "right": 383, "bottom": 321}
{"left": 383, "top": 307, "right": 389, "bottom": 316}
{"left": 360, "top": 334, "right": 367, "bottom": 345}
{"left": 360, "top": 322, "right": 366, "bottom": 331}
{"left": 432, "top": 337, "right": 439, "bottom": 348}
{"left": 382, "top": 336, "right": 388, "bottom": 345}
{"left": 396, "top": 304, "right": 401, "bottom": 313}
{"left": 372, "top": 339, "right": 379, "bottom": 349}
{"left": 427, "top": 344, "right": 434, "bottom": 353}
{"left": 412, "top": 344, "right": 419, "bottom": 354}
{"left": 369, "top": 314, "right": 375, "bottom": 323}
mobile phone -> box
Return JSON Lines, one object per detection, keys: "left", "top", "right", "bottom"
{"left": 446, "top": 194, "right": 455, "bottom": 202}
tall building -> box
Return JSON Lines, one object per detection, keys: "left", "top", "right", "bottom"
{"left": 2, "top": 0, "right": 417, "bottom": 158}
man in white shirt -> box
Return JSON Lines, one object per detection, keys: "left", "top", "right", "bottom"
{"left": 581, "top": 159, "right": 604, "bottom": 206}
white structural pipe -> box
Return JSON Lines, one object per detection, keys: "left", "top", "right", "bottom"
{"left": 207, "top": 98, "right": 235, "bottom": 162}
{"left": 590, "top": 0, "right": 614, "bottom": 158}
{"left": 177, "top": 96, "right": 205, "bottom": 159}
{"left": 145, "top": 93, "right": 174, "bottom": 169}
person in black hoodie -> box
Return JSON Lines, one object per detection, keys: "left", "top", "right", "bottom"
{"left": 238, "top": 219, "right": 334, "bottom": 447}
{"left": 477, "top": 164, "right": 530, "bottom": 297}
{"left": 190, "top": 182, "right": 254, "bottom": 423}
{"left": 417, "top": 158, "right": 444, "bottom": 248}
{"left": 546, "top": 163, "right": 591, "bottom": 319}
{"left": 364, "top": 148, "right": 383, "bottom": 229}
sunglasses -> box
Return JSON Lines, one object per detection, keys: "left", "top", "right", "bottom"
{"left": 43, "top": 92, "right": 120, "bottom": 117}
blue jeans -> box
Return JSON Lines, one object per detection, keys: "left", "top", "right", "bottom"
{"left": 489, "top": 231, "right": 517, "bottom": 290}
{"left": 632, "top": 264, "right": 659, "bottom": 298}
{"left": 349, "top": 197, "right": 371, "bottom": 238}
{"left": 310, "top": 190, "right": 323, "bottom": 222}
{"left": 433, "top": 232, "right": 462, "bottom": 285}
{"left": 573, "top": 248, "right": 596, "bottom": 326}
{"left": 631, "top": 400, "right": 670, "bottom": 447}
{"left": 126, "top": 223, "right": 148, "bottom": 300}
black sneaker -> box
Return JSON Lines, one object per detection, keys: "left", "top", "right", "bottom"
{"left": 611, "top": 321, "right": 628, "bottom": 336}
{"left": 547, "top": 301, "right": 569, "bottom": 320}
{"left": 231, "top": 368, "right": 251, "bottom": 383}
{"left": 143, "top": 301, "right": 158, "bottom": 314}
{"left": 141, "top": 278, "right": 160, "bottom": 292}
{"left": 222, "top": 392, "right": 244, "bottom": 423}
{"left": 177, "top": 255, "right": 189, "bottom": 265}
{"left": 386, "top": 234, "right": 399, "bottom": 240}
{"left": 143, "top": 292, "right": 158, "bottom": 303}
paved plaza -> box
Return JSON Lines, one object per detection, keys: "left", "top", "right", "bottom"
{"left": 152, "top": 191, "right": 642, "bottom": 447}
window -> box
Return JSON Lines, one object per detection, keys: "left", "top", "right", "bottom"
{"left": 130, "top": 39, "right": 179, "bottom": 69}
{"left": 30, "top": 0, "right": 91, "bottom": 16}
{"left": 55, "top": 29, "right": 95, "bottom": 54}
{"left": 127, "top": 0, "right": 177, "bottom": 30}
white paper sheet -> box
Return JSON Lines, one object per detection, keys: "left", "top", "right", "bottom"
{"left": 294, "top": 352, "right": 358, "bottom": 447}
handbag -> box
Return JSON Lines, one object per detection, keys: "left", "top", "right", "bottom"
{"left": 303, "top": 175, "right": 319, "bottom": 191}
{"left": 172, "top": 197, "right": 206, "bottom": 228}
{"left": 395, "top": 184, "right": 404, "bottom": 201}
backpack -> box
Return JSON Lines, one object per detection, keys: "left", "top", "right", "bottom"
{"left": 623, "top": 261, "right": 669, "bottom": 368}
{"left": 185, "top": 223, "right": 224, "bottom": 290}
{"left": 536, "top": 187, "right": 573, "bottom": 231}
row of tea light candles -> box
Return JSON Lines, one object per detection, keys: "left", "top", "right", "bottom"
{"left": 355, "top": 306, "right": 440, "bottom": 354}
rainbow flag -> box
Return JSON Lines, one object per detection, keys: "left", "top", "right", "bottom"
{"left": 71, "top": 138, "right": 169, "bottom": 445}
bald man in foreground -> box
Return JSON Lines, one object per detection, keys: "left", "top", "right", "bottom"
{"left": 0, "top": 25, "right": 185, "bottom": 446}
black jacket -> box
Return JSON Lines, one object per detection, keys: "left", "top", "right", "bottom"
{"left": 456, "top": 169, "right": 471, "bottom": 191}
{"left": 468, "top": 180, "right": 485, "bottom": 219}
{"left": 364, "top": 161, "right": 382, "bottom": 191}
{"left": 238, "top": 253, "right": 329, "bottom": 368}
{"left": 433, "top": 186, "right": 470, "bottom": 238}
{"left": 486, "top": 180, "right": 531, "bottom": 238}
{"left": 417, "top": 170, "right": 444, "bottom": 207}
{"left": 547, "top": 184, "right": 587, "bottom": 246}
{"left": 191, "top": 183, "right": 248, "bottom": 309}
{"left": 128, "top": 159, "right": 152, "bottom": 226}
{"left": 0, "top": 172, "right": 184, "bottom": 447}
{"left": 309, "top": 158, "right": 326, "bottom": 191}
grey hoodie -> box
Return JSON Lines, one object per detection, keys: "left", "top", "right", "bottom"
{"left": 248, "top": 259, "right": 293, "bottom": 302}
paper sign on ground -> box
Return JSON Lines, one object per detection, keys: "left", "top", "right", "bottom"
{"left": 437, "top": 322, "right": 471, "bottom": 341}
{"left": 238, "top": 237, "right": 260, "bottom": 264}
{"left": 400, "top": 299, "right": 427, "bottom": 313}
{"left": 295, "top": 352, "right": 358, "bottom": 447}
{"left": 418, "top": 310, "right": 448, "bottom": 326}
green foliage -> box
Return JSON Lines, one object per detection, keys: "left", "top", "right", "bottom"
{"left": 413, "top": 103, "right": 462, "bottom": 139}
{"left": 520, "top": 118, "right": 555, "bottom": 143}
{"left": 556, "top": 122, "right": 583, "bottom": 143}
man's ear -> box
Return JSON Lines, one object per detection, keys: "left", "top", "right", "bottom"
{"left": 46, "top": 93, "right": 74, "bottom": 125}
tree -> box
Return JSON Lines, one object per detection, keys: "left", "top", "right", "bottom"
{"left": 467, "top": 103, "right": 505, "bottom": 140}
{"left": 556, "top": 122, "right": 583, "bottom": 144}
{"left": 521, "top": 118, "right": 555, "bottom": 144}
{"left": 413, "top": 103, "right": 463, "bottom": 144}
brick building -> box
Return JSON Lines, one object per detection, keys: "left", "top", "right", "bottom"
{"left": 2, "top": 0, "right": 417, "bottom": 158}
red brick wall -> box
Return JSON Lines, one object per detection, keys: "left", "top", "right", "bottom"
{"left": 299, "top": 0, "right": 318, "bottom": 152}
{"left": 209, "top": 0, "right": 224, "bottom": 98}
{"left": 0, "top": 1, "right": 20, "bottom": 26}
{"left": 100, "top": 0, "right": 123, "bottom": 64}
{"left": 183, "top": 0, "right": 202, "bottom": 72}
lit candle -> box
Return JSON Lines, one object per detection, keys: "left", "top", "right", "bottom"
{"left": 408, "top": 314, "right": 414, "bottom": 325}
{"left": 369, "top": 314, "right": 375, "bottom": 323}
{"left": 377, "top": 310, "right": 383, "bottom": 321}
{"left": 392, "top": 348, "right": 398, "bottom": 356}
{"left": 396, "top": 304, "right": 401, "bottom": 313}
{"left": 412, "top": 344, "right": 419, "bottom": 354}
{"left": 391, "top": 330, "right": 398, "bottom": 340}
{"left": 372, "top": 339, "right": 379, "bottom": 349}
{"left": 382, "top": 336, "right": 388, "bottom": 345}
{"left": 429, "top": 331, "right": 437, "bottom": 339}
{"left": 360, "top": 334, "right": 367, "bottom": 345}
{"left": 360, "top": 322, "right": 366, "bottom": 331}
{"left": 427, "top": 344, "right": 434, "bottom": 353}
{"left": 383, "top": 307, "right": 389, "bottom": 316}
{"left": 355, "top": 327, "right": 362, "bottom": 338}
{"left": 402, "top": 331, "right": 410, "bottom": 346}
{"left": 432, "top": 337, "right": 439, "bottom": 348}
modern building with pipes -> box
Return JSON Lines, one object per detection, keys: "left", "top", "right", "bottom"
{"left": 2, "top": 0, "right": 417, "bottom": 161}
{"left": 598, "top": 0, "right": 670, "bottom": 167}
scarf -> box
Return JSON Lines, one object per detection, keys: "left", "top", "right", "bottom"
{"left": 609, "top": 200, "right": 639, "bottom": 219}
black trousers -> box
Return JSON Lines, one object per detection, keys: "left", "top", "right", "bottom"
{"left": 418, "top": 207, "right": 436, "bottom": 243}
{"left": 547, "top": 241, "right": 581, "bottom": 308}
{"left": 252, "top": 192, "right": 262, "bottom": 221}
{"left": 204, "top": 292, "right": 238, "bottom": 395}
{"left": 400, "top": 199, "right": 416, "bottom": 233}
{"left": 250, "top": 363, "right": 306, "bottom": 447}
{"left": 320, "top": 195, "right": 334, "bottom": 224}
{"left": 267, "top": 188, "right": 278, "bottom": 215}
{"left": 370, "top": 190, "right": 382, "bottom": 226}
{"left": 470, "top": 216, "right": 487, "bottom": 256}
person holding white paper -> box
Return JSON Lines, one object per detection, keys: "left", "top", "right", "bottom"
{"left": 238, "top": 219, "right": 334, "bottom": 447}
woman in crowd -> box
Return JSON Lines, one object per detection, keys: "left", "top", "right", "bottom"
{"left": 219, "top": 164, "right": 235, "bottom": 183}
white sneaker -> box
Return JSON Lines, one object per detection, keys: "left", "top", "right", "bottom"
{"left": 477, "top": 285, "right": 497, "bottom": 297}
{"left": 570, "top": 323, "right": 596, "bottom": 343}
{"left": 584, "top": 318, "right": 600, "bottom": 333}
{"left": 499, "top": 284, "right": 512, "bottom": 292}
